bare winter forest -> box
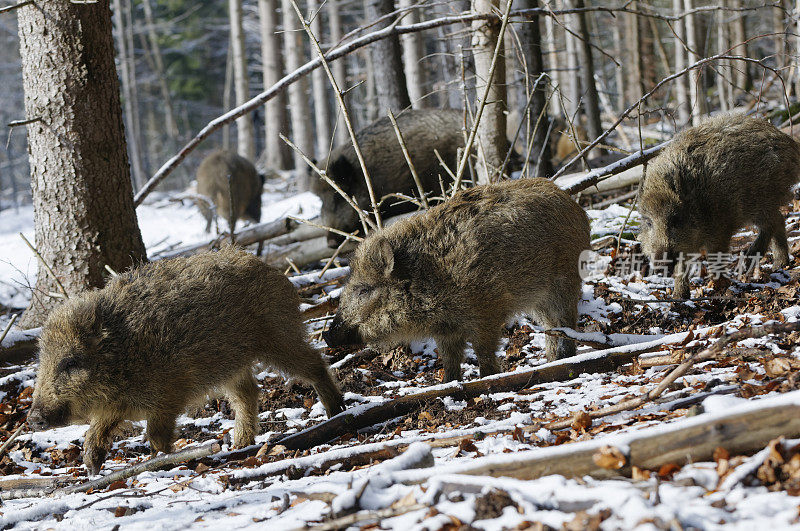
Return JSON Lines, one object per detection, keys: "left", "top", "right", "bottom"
{"left": 2, "top": 0, "right": 800, "bottom": 528}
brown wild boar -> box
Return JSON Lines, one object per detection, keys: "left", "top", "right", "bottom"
{"left": 27, "top": 247, "right": 344, "bottom": 474}
{"left": 324, "top": 178, "right": 590, "bottom": 381}
{"left": 638, "top": 113, "right": 800, "bottom": 299}
{"left": 197, "top": 150, "right": 264, "bottom": 233}
{"left": 312, "top": 109, "right": 465, "bottom": 247}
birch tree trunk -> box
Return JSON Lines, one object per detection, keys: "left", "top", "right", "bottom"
{"left": 684, "top": 0, "right": 703, "bottom": 125}
{"left": 229, "top": 0, "right": 256, "bottom": 161}
{"left": 625, "top": 1, "right": 643, "bottom": 105}
{"left": 398, "top": 0, "right": 427, "bottom": 108}
{"left": 543, "top": 5, "right": 562, "bottom": 116}
{"left": 673, "top": 0, "right": 690, "bottom": 125}
{"left": 365, "top": 0, "right": 411, "bottom": 112}
{"left": 112, "top": 0, "right": 145, "bottom": 190}
{"left": 16, "top": 0, "right": 147, "bottom": 327}
{"left": 308, "top": 0, "right": 332, "bottom": 158}
{"left": 570, "top": 0, "right": 602, "bottom": 143}
{"left": 222, "top": 41, "right": 233, "bottom": 151}
{"left": 471, "top": 0, "right": 508, "bottom": 184}
{"left": 562, "top": 0, "right": 579, "bottom": 118}
{"left": 258, "top": 0, "right": 291, "bottom": 170}
{"left": 326, "top": 0, "right": 350, "bottom": 146}
{"left": 281, "top": 0, "right": 314, "bottom": 186}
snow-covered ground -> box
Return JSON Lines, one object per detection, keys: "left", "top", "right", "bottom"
{"left": 1, "top": 188, "right": 800, "bottom": 530}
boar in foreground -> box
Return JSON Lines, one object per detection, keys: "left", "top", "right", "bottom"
{"left": 313, "top": 109, "right": 465, "bottom": 247}
{"left": 638, "top": 113, "right": 800, "bottom": 299}
{"left": 28, "top": 247, "right": 344, "bottom": 474}
{"left": 197, "top": 150, "right": 264, "bottom": 233}
{"left": 324, "top": 179, "right": 590, "bottom": 381}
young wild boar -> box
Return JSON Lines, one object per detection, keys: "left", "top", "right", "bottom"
{"left": 197, "top": 150, "right": 264, "bottom": 233}
{"left": 27, "top": 247, "right": 344, "bottom": 474}
{"left": 638, "top": 113, "right": 800, "bottom": 299}
{"left": 324, "top": 179, "right": 591, "bottom": 381}
{"left": 312, "top": 109, "right": 465, "bottom": 247}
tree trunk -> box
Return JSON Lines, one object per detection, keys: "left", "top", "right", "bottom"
{"left": 774, "top": 0, "right": 787, "bottom": 73}
{"left": 365, "top": 0, "right": 411, "bottom": 113}
{"left": 229, "top": 0, "right": 256, "bottom": 161}
{"left": 112, "top": 0, "right": 145, "bottom": 190}
{"left": 141, "top": 0, "right": 179, "bottom": 141}
{"left": 570, "top": 0, "right": 602, "bottom": 143}
{"left": 258, "top": 0, "right": 291, "bottom": 170}
{"left": 282, "top": 0, "right": 314, "bottom": 185}
{"left": 716, "top": 0, "right": 731, "bottom": 112}
{"left": 431, "top": 0, "right": 472, "bottom": 110}
{"left": 730, "top": 0, "right": 752, "bottom": 91}
{"left": 397, "top": 0, "right": 427, "bottom": 108}
{"left": 611, "top": 19, "right": 624, "bottom": 112}
{"left": 16, "top": 0, "right": 147, "bottom": 328}
{"left": 326, "top": 0, "right": 350, "bottom": 146}
{"left": 684, "top": 0, "right": 703, "bottom": 125}
{"left": 309, "top": 0, "right": 332, "bottom": 159}
{"left": 673, "top": 0, "right": 690, "bottom": 125}
{"left": 544, "top": 9, "right": 562, "bottom": 116}
{"left": 562, "top": 0, "right": 579, "bottom": 117}
{"left": 515, "top": 0, "right": 553, "bottom": 177}
{"left": 471, "top": 0, "right": 508, "bottom": 184}
{"left": 625, "top": 1, "right": 643, "bottom": 105}
{"left": 222, "top": 40, "right": 233, "bottom": 151}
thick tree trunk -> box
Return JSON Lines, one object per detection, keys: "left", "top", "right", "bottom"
{"left": 326, "top": 0, "right": 350, "bottom": 146}
{"left": 515, "top": 0, "right": 553, "bottom": 177}
{"left": 397, "top": 0, "right": 427, "bottom": 108}
{"left": 16, "top": 0, "right": 147, "bottom": 328}
{"left": 229, "top": 0, "right": 256, "bottom": 161}
{"left": 281, "top": 0, "right": 314, "bottom": 185}
{"left": 309, "top": 0, "right": 332, "bottom": 159}
{"left": 471, "top": 0, "right": 508, "bottom": 184}
{"left": 365, "top": 0, "right": 411, "bottom": 112}
{"left": 258, "top": 0, "right": 291, "bottom": 170}
{"left": 570, "top": 0, "right": 602, "bottom": 143}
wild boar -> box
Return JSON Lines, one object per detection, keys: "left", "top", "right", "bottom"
{"left": 638, "top": 113, "right": 800, "bottom": 299}
{"left": 27, "top": 247, "right": 344, "bottom": 474}
{"left": 324, "top": 178, "right": 591, "bottom": 381}
{"left": 197, "top": 150, "right": 264, "bottom": 233}
{"left": 312, "top": 109, "right": 466, "bottom": 247}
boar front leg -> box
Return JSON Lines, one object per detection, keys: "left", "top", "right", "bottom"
{"left": 84, "top": 417, "right": 121, "bottom": 475}
{"left": 672, "top": 258, "right": 690, "bottom": 300}
{"left": 472, "top": 331, "right": 502, "bottom": 378}
{"left": 226, "top": 372, "right": 260, "bottom": 447}
{"left": 146, "top": 413, "right": 177, "bottom": 454}
{"left": 768, "top": 210, "right": 790, "bottom": 269}
{"left": 435, "top": 335, "right": 466, "bottom": 382}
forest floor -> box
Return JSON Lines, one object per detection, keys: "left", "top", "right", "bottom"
{"left": 0, "top": 182, "right": 799, "bottom": 530}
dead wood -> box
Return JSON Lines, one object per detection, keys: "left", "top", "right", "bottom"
{"left": 0, "top": 326, "right": 40, "bottom": 364}
{"left": 153, "top": 217, "right": 296, "bottom": 259}
{"left": 546, "top": 321, "right": 800, "bottom": 431}
{"left": 294, "top": 503, "right": 428, "bottom": 531}
{"left": 264, "top": 236, "right": 357, "bottom": 270}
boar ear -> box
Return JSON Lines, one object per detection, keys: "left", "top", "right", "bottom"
{"left": 328, "top": 155, "right": 356, "bottom": 188}
{"left": 72, "top": 300, "right": 109, "bottom": 352}
{"left": 374, "top": 237, "right": 395, "bottom": 277}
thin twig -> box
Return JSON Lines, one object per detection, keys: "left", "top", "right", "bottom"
{"left": 6, "top": 117, "right": 40, "bottom": 127}
{"left": 286, "top": 216, "right": 364, "bottom": 243}
{"left": 20, "top": 233, "right": 69, "bottom": 299}
{"left": 387, "top": 110, "right": 428, "bottom": 208}
{"left": 318, "top": 236, "right": 350, "bottom": 280}
{"left": 0, "top": 423, "right": 25, "bottom": 458}
{"left": 0, "top": 313, "right": 18, "bottom": 344}
{"left": 289, "top": 0, "right": 382, "bottom": 229}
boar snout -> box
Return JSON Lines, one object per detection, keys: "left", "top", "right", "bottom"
{"left": 323, "top": 314, "right": 363, "bottom": 347}
{"left": 27, "top": 402, "right": 69, "bottom": 431}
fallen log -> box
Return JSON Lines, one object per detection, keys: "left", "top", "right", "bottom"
{"left": 392, "top": 391, "right": 800, "bottom": 483}
{"left": 265, "top": 236, "right": 357, "bottom": 270}
{"left": 153, "top": 217, "right": 296, "bottom": 259}
{"left": 555, "top": 142, "right": 666, "bottom": 195}
{"left": 0, "top": 326, "right": 41, "bottom": 364}
{"left": 274, "top": 334, "right": 687, "bottom": 452}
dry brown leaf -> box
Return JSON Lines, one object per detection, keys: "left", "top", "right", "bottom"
{"left": 631, "top": 466, "right": 651, "bottom": 481}
{"left": 657, "top": 463, "right": 682, "bottom": 479}
{"left": 571, "top": 411, "right": 592, "bottom": 432}
{"left": 592, "top": 445, "right": 626, "bottom": 470}
{"left": 765, "top": 357, "right": 792, "bottom": 378}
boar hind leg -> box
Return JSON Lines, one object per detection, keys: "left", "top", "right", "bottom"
{"left": 84, "top": 418, "right": 121, "bottom": 475}
{"left": 225, "top": 372, "right": 260, "bottom": 447}
{"left": 273, "top": 345, "right": 345, "bottom": 417}
{"left": 536, "top": 285, "right": 580, "bottom": 361}
{"left": 472, "top": 332, "right": 502, "bottom": 378}
{"left": 435, "top": 335, "right": 467, "bottom": 382}
{"left": 146, "top": 414, "right": 177, "bottom": 454}
{"left": 768, "top": 212, "right": 790, "bottom": 268}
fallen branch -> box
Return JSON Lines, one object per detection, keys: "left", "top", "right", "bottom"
{"left": 0, "top": 326, "right": 41, "bottom": 364}
{"left": 556, "top": 143, "right": 664, "bottom": 195}
{"left": 544, "top": 328, "right": 662, "bottom": 350}
{"left": 392, "top": 391, "right": 800, "bottom": 483}
{"left": 58, "top": 441, "right": 221, "bottom": 495}
{"left": 546, "top": 321, "right": 800, "bottom": 430}
{"left": 264, "top": 236, "right": 357, "bottom": 270}
{"left": 153, "top": 217, "right": 296, "bottom": 260}
{"left": 0, "top": 422, "right": 26, "bottom": 458}
{"left": 297, "top": 503, "right": 428, "bottom": 531}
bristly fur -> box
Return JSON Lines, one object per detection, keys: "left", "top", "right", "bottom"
{"left": 29, "top": 246, "right": 344, "bottom": 474}
{"left": 326, "top": 178, "right": 591, "bottom": 381}
{"left": 311, "top": 109, "right": 466, "bottom": 247}
{"left": 638, "top": 113, "right": 800, "bottom": 298}
{"left": 196, "top": 150, "right": 263, "bottom": 233}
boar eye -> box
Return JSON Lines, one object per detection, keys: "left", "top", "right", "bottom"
{"left": 56, "top": 357, "right": 80, "bottom": 375}
{"left": 641, "top": 217, "right": 652, "bottom": 228}
{"left": 356, "top": 285, "right": 373, "bottom": 296}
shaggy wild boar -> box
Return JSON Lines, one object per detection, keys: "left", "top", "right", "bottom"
{"left": 638, "top": 113, "right": 800, "bottom": 299}
{"left": 27, "top": 247, "right": 344, "bottom": 474}
{"left": 197, "top": 150, "right": 264, "bottom": 233}
{"left": 324, "top": 179, "right": 590, "bottom": 381}
{"left": 312, "top": 109, "right": 465, "bottom": 247}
